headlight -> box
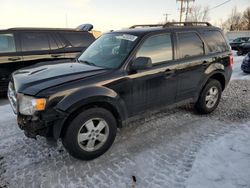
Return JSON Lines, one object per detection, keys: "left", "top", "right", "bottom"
{"left": 18, "top": 94, "right": 46, "bottom": 115}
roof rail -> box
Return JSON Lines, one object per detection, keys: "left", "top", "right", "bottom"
{"left": 129, "top": 24, "right": 164, "bottom": 29}
{"left": 164, "top": 22, "right": 212, "bottom": 27}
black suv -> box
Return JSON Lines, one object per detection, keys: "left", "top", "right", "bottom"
{"left": 8, "top": 22, "right": 233, "bottom": 160}
{"left": 0, "top": 24, "right": 95, "bottom": 94}
{"left": 229, "top": 37, "right": 250, "bottom": 51}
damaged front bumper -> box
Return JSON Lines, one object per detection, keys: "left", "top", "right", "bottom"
{"left": 17, "top": 109, "right": 68, "bottom": 139}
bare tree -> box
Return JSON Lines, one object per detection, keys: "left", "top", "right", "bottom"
{"left": 223, "top": 7, "right": 242, "bottom": 31}
{"left": 242, "top": 7, "right": 250, "bottom": 30}
{"left": 188, "top": 5, "right": 210, "bottom": 22}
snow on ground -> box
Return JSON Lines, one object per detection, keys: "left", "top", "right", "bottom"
{"left": 0, "top": 54, "right": 250, "bottom": 187}
{"left": 231, "top": 51, "right": 250, "bottom": 80}
{"left": 187, "top": 124, "right": 250, "bottom": 188}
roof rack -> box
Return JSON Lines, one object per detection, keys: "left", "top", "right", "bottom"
{"left": 164, "top": 22, "right": 212, "bottom": 27}
{"left": 129, "top": 22, "right": 212, "bottom": 29}
{"left": 129, "top": 24, "right": 164, "bottom": 29}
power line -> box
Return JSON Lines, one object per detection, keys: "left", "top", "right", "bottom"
{"left": 208, "top": 0, "right": 231, "bottom": 11}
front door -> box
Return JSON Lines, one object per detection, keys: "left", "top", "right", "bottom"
{"left": 125, "top": 33, "right": 178, "bottom": 116}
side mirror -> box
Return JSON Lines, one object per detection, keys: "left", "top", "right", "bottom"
{"left": 131, "top": 57, "right": 152, "bottom": 71}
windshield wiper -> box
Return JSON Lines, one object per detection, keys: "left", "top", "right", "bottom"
{"left": 77, "top": 59, "right": 109, "bottom": 69}
{"left": 77, "top": 59, "right": 96, "bottom": 66}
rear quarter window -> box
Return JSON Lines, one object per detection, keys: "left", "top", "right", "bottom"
{"left": 201, "top": 30, "right": 228, "bottom": 53}
{"left": 61, "top": 32, "right": 95, "bottom": 47}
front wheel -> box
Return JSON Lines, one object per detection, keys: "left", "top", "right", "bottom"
{"left": 62, "top": 108, "right": 117, "bottom": 160}
{"left": 195, "top": 79, "right": 222, "bottom": 114}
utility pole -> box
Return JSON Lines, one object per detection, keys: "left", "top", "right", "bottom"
{"left": 185, "top": 0, "right": 190, "bottom": 21}
{"left": 65, "top": 13, "right": 69, "bottom": 28}
{"left": 177, "top": 0, "right": 195, "bottom": 22}
{"left": 163, "top": 13, "right": 171, "bottom": 23}
{"left": 179, "top": 0, "right": 184, "bottom": 22}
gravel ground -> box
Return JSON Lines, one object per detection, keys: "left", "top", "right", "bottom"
{"left": 0, "top": 56, "right": 250, "bottom": 187}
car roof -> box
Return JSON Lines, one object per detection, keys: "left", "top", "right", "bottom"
{"left": 0, "top": 27, "right": 88, "bottom": 33}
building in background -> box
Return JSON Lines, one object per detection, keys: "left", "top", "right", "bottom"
{"left": 226, "top": 30, "right": 250, "bottom": 41}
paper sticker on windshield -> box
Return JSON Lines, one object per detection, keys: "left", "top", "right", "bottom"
{"left": 117, "top": 34, "right": 138, "bottom": 42}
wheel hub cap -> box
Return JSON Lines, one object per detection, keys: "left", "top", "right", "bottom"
{"left": 205, "top": 86, "right": 219, "bottom": 109}
{"left": 77, "top": 118, "right": 109, "bottom": 152}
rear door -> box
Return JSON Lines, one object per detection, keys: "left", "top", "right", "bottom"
{"left": 48, "top": 32, "right": 66, "bottom": 60}
{"left": 175, "top": 31, "right": 207, "bottom": 100}
{"left": 60, "top": 31, "right": 95, "bottom": 59}
{"left": 19, "top": 31, "right": 52, "bottom": 67}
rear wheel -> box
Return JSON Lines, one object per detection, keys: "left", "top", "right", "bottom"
{"left": 195, "top": 79, "right": 222, "bottom": 114}
{"left": 62, "top": 107, "right": 117, "bottom": 160}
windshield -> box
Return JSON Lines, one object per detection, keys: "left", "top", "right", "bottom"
{"left": 78, "top": 33, "right": 139, "bottom": 69}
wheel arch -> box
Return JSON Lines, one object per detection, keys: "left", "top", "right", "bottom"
{"left": 53, "top": 86, "right": 128, "bottom": 139}
{"left": 209, "top": 73, "right": 226, "bottom": 90}
{"left": 195, "top": 71, "right": 226, "bottom": 102}
{"left": 59, "top": 100, "right": 124, "bottom": 139}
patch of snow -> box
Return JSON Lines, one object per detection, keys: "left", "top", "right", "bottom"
{"left": 186, "top": 123, "right": 250, "bottom": 188}
{"left": 232, "top": 53, "right": 250, "bottom": 80}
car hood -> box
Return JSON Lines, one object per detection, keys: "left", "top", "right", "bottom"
{"left": 12, "top": 61, "right": 108, "bottom": 95}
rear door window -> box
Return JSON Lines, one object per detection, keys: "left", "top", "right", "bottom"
{"left": 177, "top": 32, "right": 204, "bottom": 59}
{"left": 136, "top": 33, "right": 173, "bottom": 64}
{"left": 20, "top": 32, "right": 50, "bottom": 52}
{"left": 61, "top": 32, "right": 94, "bottom": 47}
{"left": 202, "top": 30, "right": 228, "bottom": 53}
{"left": 0, "top": 33, "right": 16, "bottom": 53}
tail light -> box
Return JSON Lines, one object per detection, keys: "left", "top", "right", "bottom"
{"left": 229, "top": 52, "right": 233, "bottom": 68}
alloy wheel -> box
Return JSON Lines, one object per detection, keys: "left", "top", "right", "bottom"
{"left": 77, "top": 118, "right": 109, "bottom": 152}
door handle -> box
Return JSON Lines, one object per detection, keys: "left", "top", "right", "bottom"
{"left": 51, "top": 54, "right": 63, "bottom": 58}
{"left": 8, "top": 57, "right": 21, "bottom": 61}
{"left": 164, "top": 69, "right": 175, "bottom": 78}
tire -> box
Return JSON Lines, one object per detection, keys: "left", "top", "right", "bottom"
{"left": 195, "top": 79, "right": 222, "bottom": 114}
{"left": 62, "top": 107, "right": 117, "bottom": 160}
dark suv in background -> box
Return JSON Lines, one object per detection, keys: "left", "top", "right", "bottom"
{"left": 229, "top": 37, "right": 250, "bottom": 51}
{"left": 8, "top": 22, "right": 233, "bottom": 160}
{"left": 0, "top": 24, "right": 96, "bottom": 94}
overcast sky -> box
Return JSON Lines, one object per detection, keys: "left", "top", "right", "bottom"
{"left": 1, "top": 0, "right": 249, "bottom": 31}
